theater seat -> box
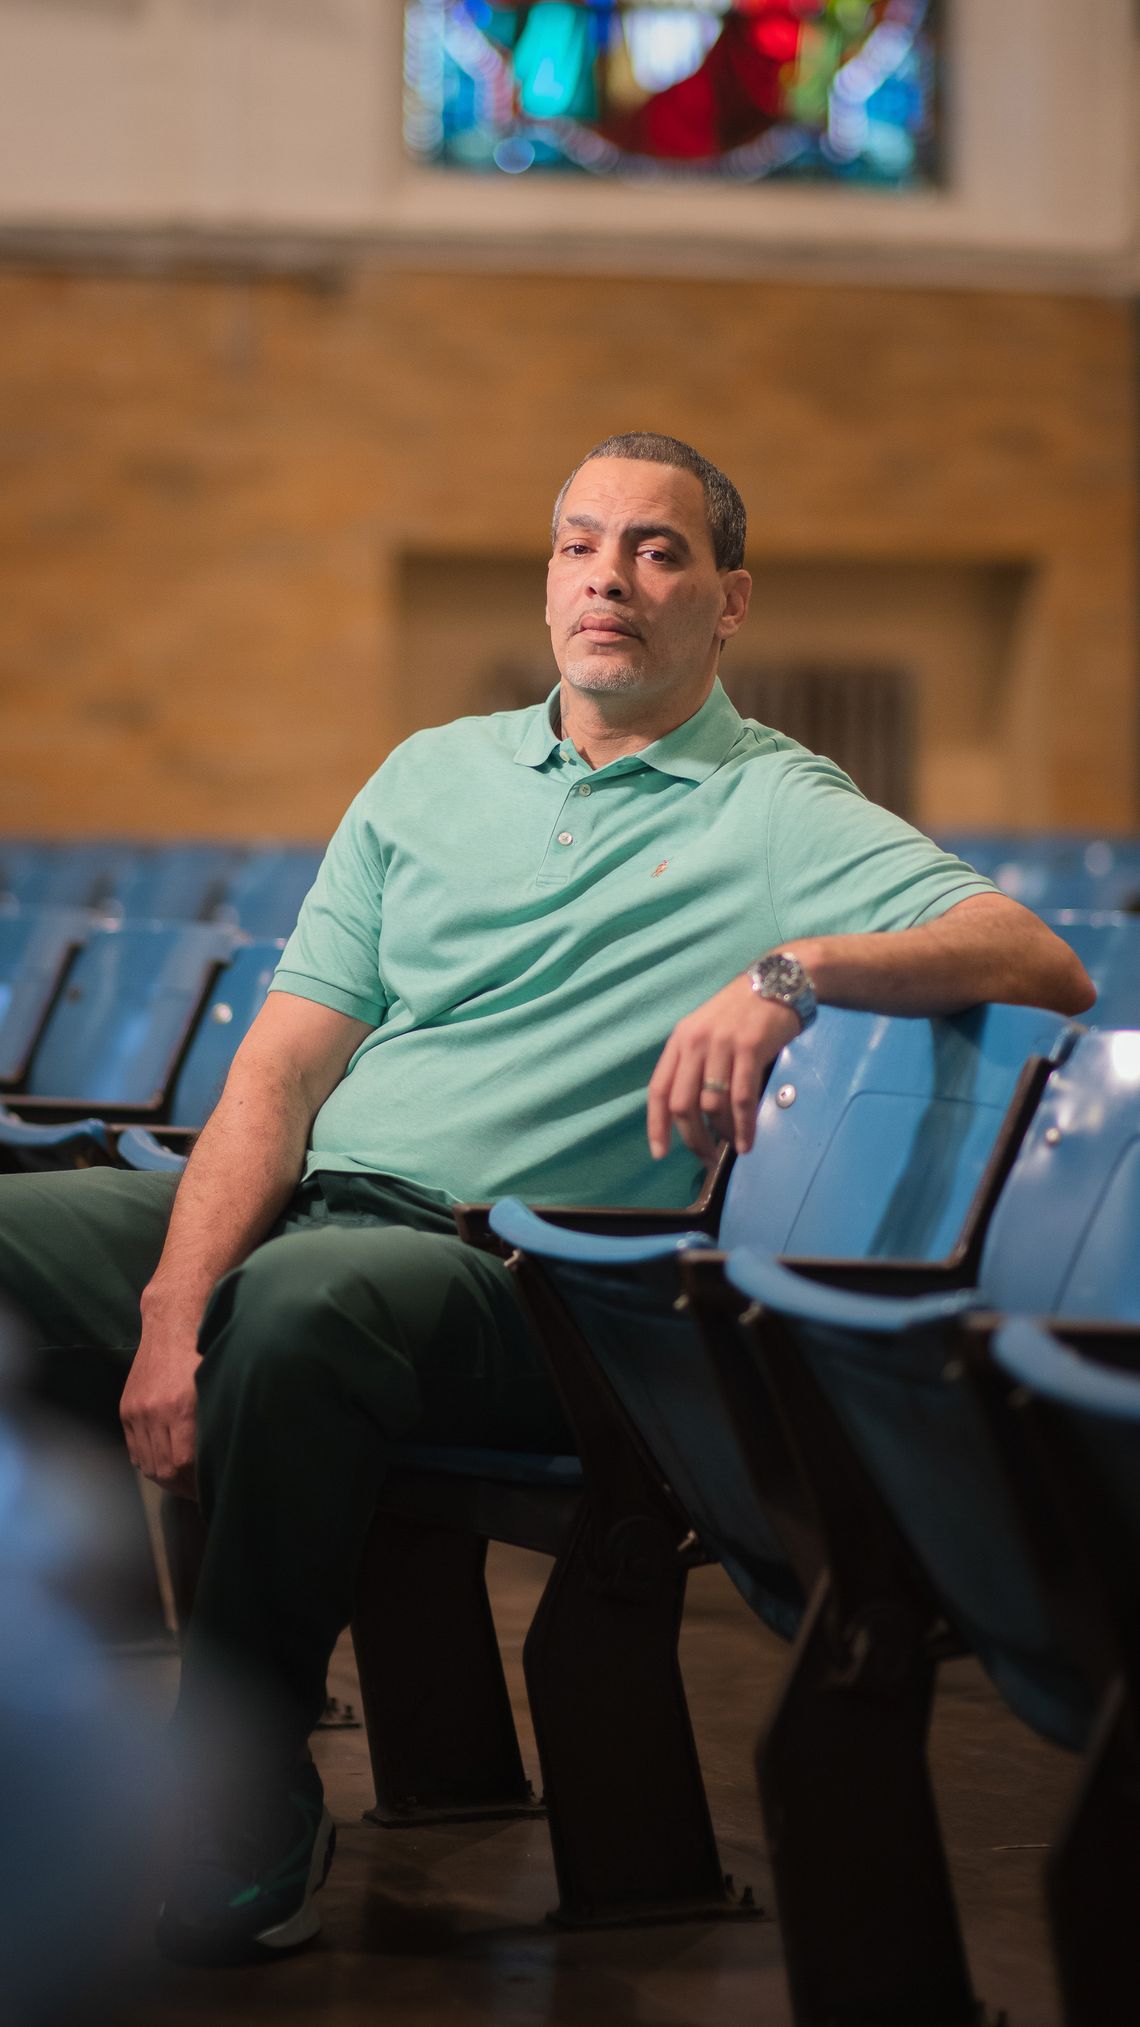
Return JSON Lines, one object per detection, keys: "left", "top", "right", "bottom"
{"left": 713, "top": 1026, "right": 1140, "bottom": 2026}
{"left": 0, "top": 907, "right": 90, "bottom": 1090}
{"left": 117, "top": 938, "right": 284, "bottom": 1173}
{"left": 487, "top": 1000, "right": 1070, "bottom": 1638}
{"left": 1042, "top": 909, "right": 1140, "bottom": 1029}
{"left": 0, "top": 921, "right": 233, "bottom": 1169}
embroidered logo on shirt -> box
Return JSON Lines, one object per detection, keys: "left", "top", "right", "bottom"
{"left": 652, "top": 860, "right": 669, "bottom": 878}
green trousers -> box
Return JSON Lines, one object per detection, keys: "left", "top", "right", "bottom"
{"left": 0, "top": 1165, "right": 567, "bottom": 1763}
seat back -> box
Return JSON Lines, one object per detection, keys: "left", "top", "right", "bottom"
{"left": 0, "top": 842, "right": 128, "bottom": 912}
{"left": 739, "top": 1293, "right": 1097, "bottom": 1750}
{"left": 165, "top": 939, "right": 283, "bottom": 1126}
{"left": 23, "top": 921, "right": 233, "bottom": 1108}
{"left": 101, "top": 845, "right": 246, "bottom": 926}
{"left": 979, "top": 1030, "right": 1140, "bottom": 1323}
{"left": 214, "top": 847, "right": 322, "bottom": 938}
{"left": 528, "top": 1251, "right": 802, "bottom": 1635}
{"left": 1043, "top": 912, "right": 1140, "bottom": 1029}
{"left": 938, "top": 836, "right": 1140, "bottom": 914}
{"left": 717, "top": 1002, "right": 1068, "bottom": 1263}
{"left": 993, "top": 1320, "right": 1140, "bottom": 1639}
{"left": 0, "top": 908, "right": 89, "bottom": 1086}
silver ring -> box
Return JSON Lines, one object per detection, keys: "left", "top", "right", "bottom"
{"left": 701, "top": 1079, "right": 730, "bottom": 1095}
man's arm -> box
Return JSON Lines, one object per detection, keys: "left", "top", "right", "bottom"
{"left": 120, "top": 992, "right": 374, "bottom": 1497}
{"left": 648, "top": 893, "right": 1094, "bottom": 1165}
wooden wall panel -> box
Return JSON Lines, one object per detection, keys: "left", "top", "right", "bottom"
{"left": 0, "top": 270, "right": 1134, "bottom": 839}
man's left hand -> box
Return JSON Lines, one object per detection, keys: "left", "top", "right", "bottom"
{"left": 647, "top": 974, "right": 801, "bottom": 1164}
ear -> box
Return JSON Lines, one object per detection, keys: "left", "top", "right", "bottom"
{"left": 715, "top": 569, "right": 752, "bottom": 642}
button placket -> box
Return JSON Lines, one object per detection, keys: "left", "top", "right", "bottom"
{"left": 536, "top": 775, "right": 596, "bottom": 883}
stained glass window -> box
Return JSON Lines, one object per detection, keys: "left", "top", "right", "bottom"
{"left": 403, "top": 2, "right": 940, "bottom": 187}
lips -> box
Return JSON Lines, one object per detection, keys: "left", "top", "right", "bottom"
{"left": 575, "top": 615, "right": 641, "bottom": 639}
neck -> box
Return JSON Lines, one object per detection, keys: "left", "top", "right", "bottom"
{"left": 557, "top": 676, "right": 716, "bottom": 770}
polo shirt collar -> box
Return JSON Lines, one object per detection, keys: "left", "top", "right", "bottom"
{"left": 511, "top": 678, "right": 743, "bottom": 782}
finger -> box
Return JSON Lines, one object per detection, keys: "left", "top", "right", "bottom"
{"left": 139, "top": 1412, "right": 174, "bottom": 1491}
{"left": 647, "top": 1036, "right": 681, "bottom": 1157}
{"left": 730, "top": 1043, "right": 765, "bottom": 1154}
{"left": 669, "top": 1047, "right": 724, "bottom": 1165}
{"left": 697, "top": 1047, "right": 735, "bottom": 1139}
{"left": 120, "top": 1411, "right": 142, "bottom": 1477}
{"left": 169, "top": 1409, "right": 198, "bottom": 1491}
{"left": 123, "top": 1409, "right": 159, "bottom": 1487}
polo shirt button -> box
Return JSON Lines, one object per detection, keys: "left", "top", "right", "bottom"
{"left": 557, "top": 831, "right": 574, "bottom": 846}
{"left": 577, "top": 783, "right": 592, "bottom": 796}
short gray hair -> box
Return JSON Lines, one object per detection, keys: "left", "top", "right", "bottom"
{"left": 551, "top": 431, "right": 747, "bottom": 571}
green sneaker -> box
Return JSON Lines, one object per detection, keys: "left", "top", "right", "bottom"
{"left": 156, "top": 1757, "right": 335, "bottom": 1967}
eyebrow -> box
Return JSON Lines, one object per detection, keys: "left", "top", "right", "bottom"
{"left": 561, "top": 513, "right": 693, "bottom": 557}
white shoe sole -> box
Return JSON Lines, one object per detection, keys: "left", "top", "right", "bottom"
{"left": 255, "top": 1806, "right": 336, "bottom": 1953}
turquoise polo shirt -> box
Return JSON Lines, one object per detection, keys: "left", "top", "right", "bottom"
{"left": 271, "top": 680, "right": 994, "bottom": 1209}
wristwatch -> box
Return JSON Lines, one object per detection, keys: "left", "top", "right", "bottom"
{"left": 748, "top": 951, "right": 818, "bottom": 1032}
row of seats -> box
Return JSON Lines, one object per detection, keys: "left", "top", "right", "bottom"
{"left": 3, "top": 829, "right": 1138, "bottom": 930}
{"left": 3, "top": 848, "right": 1138, "bottom": 2017}
{"left": 3, "top": 902, "right": 1140, "bottom": 1177}
{"left": 485, "top": 1015, "right": 1140, "bottom": 2023}
{"left": 937, "top": 830, "right": 1140, "bottom": 913}
{"left": 0, "top": 840, "right": 320, "bottom": 937}
{"left": 0, "top": 915, "right": 280, "bottom": 1168}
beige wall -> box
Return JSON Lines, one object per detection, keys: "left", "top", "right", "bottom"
{"left": 0, "top": 268, "right": 1134, "bottom": 840}
{"left": 0, "top": 1, "right": 1135, "bottom": 291}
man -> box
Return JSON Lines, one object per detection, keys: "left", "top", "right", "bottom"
{"left": 0, "top": 432, "right": 1092, "bottom": 1967}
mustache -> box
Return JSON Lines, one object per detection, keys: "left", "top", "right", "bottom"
{"left": 573, "top": 610, "right": 643, "bottom": 639}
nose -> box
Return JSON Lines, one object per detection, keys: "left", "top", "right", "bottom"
{"left": 586, "top": 542, "right": 630, "bottom": 602}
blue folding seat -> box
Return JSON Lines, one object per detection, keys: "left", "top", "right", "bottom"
{"left": 213, "top": 847, "right": 322, "bottom": 938}
{"left": 1042, "top": 909, "right": 1140, "bottom": 1028}
{"left": 0, "top": 921, "right": 233, "bottom": 1168}
{"left": 480, "top": 1002, "right": 1068, "bottom": 1962}
{"left": 0, "top": 842, "right": 250, "bottom": 925}
{"left": 938, "top": 834, "right": 1140, "bottom": 915}
{"left": 712, "top": 1026, "right": 1140, "bottom": 2025}
{"left": 117, "top": 938, "right": 284, "bottom": 1173}
{"left": 100, "top": 843, "right": 246, "bottom": 926}
{"left": 0, "top": 908, "right": 90, "bottom": 1090}
{"left": 488, "top": 1001, "right": 1069, "bottom": 1620}
{"left": 989, "top": 1320, "right": 1140, "bottom": 2027}
{"left": 0, "top": 842, "right": 125, "bottom": 912}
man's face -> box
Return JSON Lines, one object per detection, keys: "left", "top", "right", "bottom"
{"left": 546, "top": 457, "right": 750, "bottom": 708}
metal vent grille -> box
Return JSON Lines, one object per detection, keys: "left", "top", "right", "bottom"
{"left": 724, "top": 664, "right": 916, "bottom": 821}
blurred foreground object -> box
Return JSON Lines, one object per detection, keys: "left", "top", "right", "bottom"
{"left": 0, "top": 1308, "right": 163, "bottom": 2026}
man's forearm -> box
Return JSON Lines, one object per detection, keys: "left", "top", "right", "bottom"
{"left": 140, "top": 1066, "right": 313, "bottom": 1336}
{"left": 123, "top": 992, "right": 372, "bottom": 1493}
{"left": 788, "top": 894, "right": 1094, "bottom": 1019}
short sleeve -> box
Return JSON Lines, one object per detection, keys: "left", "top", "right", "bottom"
{"left": 765, "top": 755, "right": 998, "bottom": 942}
{"left": 269, "top": 780, "right": 389, "bottom": 1026}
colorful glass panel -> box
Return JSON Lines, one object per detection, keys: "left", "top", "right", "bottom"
{"left": 403, "top": 2, "right": 940, "bottom": 186}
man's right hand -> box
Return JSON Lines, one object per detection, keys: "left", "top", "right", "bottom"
{"left": 116, "top": 993, "right": 375, "bottom": 1502}
{"left": 120, "top": 1308, "right": 202, "bottom": 1500}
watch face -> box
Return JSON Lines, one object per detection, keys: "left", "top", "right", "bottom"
{"left": 758, "top": 954, "right": 804, "bottom": 996}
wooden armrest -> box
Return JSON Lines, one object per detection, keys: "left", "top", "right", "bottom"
{"left": 454, "top": 1144, "right": 733, "bottom": 1252}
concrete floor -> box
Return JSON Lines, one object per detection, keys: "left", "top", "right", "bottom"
{"left": 91, "top": 1547, "right": 1070, "bottom": 2027}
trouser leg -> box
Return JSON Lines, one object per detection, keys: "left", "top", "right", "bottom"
{"left": 181, "top": 1214, "right": 565, "bottom": 1766}
{"left": 0, "top": 1168, "right": 181, "bottom": 1632}
{"left": 0, "top": 1167, "right": 179, "bottom": 1427}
